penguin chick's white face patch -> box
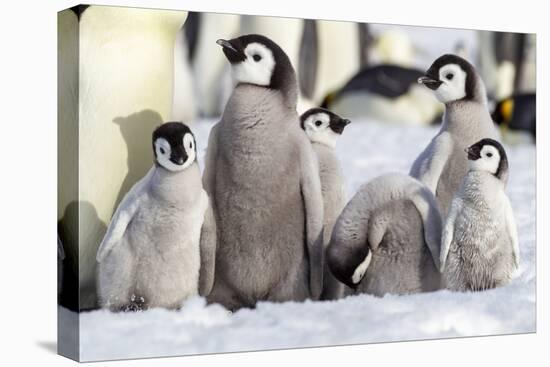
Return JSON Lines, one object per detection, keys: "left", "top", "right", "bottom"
{"left": 231, "top": 43, "right": 276, "bottom": 87}
{"left": 182, "top": 133, "right": 197, "bottom": 169}
{"left": 154, "top": 134, "right": 196, "bottom": 172}
{"left": 434, "top": 64, "right": 467, "bottom": 103}
{"left": 352, "top": 251, "right": 373, "bottom": 285}
{"left": 303, "top": 113, "right": 339, "bottom": 148}
{"left": 470, "top": 145, "right": 501, "bottom": 174}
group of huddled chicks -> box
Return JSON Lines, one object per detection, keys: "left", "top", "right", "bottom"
{"left": 96, "top": 34, "right": 519, "bottom": 312}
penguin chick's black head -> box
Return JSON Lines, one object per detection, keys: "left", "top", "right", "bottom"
{"left": 466, "top": 138, "right": 508, "bottom": 180}
{"left": 327, "top": 239, "right": 371, "bottom": 290}
{"left": 216, "top": 34, "right": 296, "bottom": 92}
{"left": 418, "top": 54, "right": 477, "bottom": 103}
{"left": 152, "top": 122, "right": 197, "bottom": 172}
{"left": 300, "top": 107, "right": 351, "bottom": 134}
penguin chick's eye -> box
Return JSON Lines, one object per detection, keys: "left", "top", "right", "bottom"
{"left": 486, "top": 152, "right": 493, "bottom": 157}
{"left": 315, "top": 120, "right": 323, "bottom": 127}
{"left": 189, "top": 141, "right": 193, "bottom": 149}
{"left": 445, "top": 73, "right": 454, "bottom": 80}
{"left": 252, "top": 54, "right": 262, "bottom": 62}
{"left": 160, "top": 147, "right": 165, "bottom": 155}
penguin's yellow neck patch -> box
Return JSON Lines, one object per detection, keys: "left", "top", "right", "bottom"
{"left": 501, "top": 99, "right": 514, "bottom": 123}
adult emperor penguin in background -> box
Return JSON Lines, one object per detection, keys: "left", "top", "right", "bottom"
{"left": 322, "top": 65, "right": 443, "bottom": 126}
{"left": 187, "top": 12, "right": 241, "bottom": 117}
{"left": 411, "top": 54, "right": 499, "bottom": 216}
{"left": 478, "top": 31, "right": 535, "bottom": 101}
{"left": 97, "top": 122, "right": 216, "bottom": 311}
{"left": 313, "top": 20, "right": 362, "bottom": 104}
{"left": 171, "top": 25, "right": 198, "bottom": 122}
{"left": 204, "top": 34, "right": 325, "bottom": 310}
{"left": 441, "top": 139, "right": 519, "bottom": 291}
{"left": 300, "top": 108, "right": 351, "bottom": 300}
{"left": 492, "top": 93, "right": 536, "bottom": 144}
{"left": 58, "top": 6, "right": 187, "bottom": 310}
{"left": 327, "top": 174, "right": 442, "bottom": 296}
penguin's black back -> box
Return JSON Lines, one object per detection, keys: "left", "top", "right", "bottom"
{"left": 493, "top": 93, "right": 536, "bottom": 138}
{"left": 69, "top": 4, "right": 90, "bottom": 20}
{"left": 337, "top": 65, "right": 425, "bottom": 100}
{"left": 184, "top": 12, "right": 201, "bottom": 62}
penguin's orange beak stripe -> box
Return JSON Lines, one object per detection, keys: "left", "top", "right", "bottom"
{"left": 501, "top": 99, "right": 514, "bottom": 124}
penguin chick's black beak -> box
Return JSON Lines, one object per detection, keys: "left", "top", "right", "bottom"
{"left": 418, "top": 75, "right": 443, "bottom": 90}
{"left": 216, "top": 38, "right": 246, "bottom": 63}
{"left": 330, "top": 118, "right": 351, "bottom": 134}
{"left": 170, "top": 146, "right": 187, "bottom": 165}
{"left": 465, "top": 146, "right": 480, "bottom": 161}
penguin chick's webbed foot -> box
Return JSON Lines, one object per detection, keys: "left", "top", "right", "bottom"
{"left": 120, "top": 295, "right": 146, "bottom": 312}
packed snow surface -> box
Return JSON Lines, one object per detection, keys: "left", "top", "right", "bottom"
{"left": 77, "top": 119, "right": 536, "bottom": 361}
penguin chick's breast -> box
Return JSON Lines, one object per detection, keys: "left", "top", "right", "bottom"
{"left": 213, "top": 85, "right": 310, "bottom": 299}
{"left": 127, "top": 169, "right": 206, "bottom": 307}
{"left": 357, "top": 199, "right": 441, "bottom": 296}
{"left": 444, "top": 174, "right": 515, "bottom": 291}
{"left": 312, "top": 142, "right": 346, "bottom": 242}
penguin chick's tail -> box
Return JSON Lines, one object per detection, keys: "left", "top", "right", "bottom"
{"left": 327, "top": 173, "right": 443, "bottom": 287}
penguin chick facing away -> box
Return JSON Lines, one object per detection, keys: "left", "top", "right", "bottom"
{"left": 97, "top": 122, "right": 216, "bottom": 311}
{"left": 300, "top": 107, "right": 351, "bottom": 300}
{"left": 204, "top": 34, "right": 325, "bottom": 310}
{"left": 441, "top": 139, "right": 519, "bottom": 291}
{"left": 327, "top": 173, "right": 443, "bottom": 296}
{"left": 411, "top": 54, "right": 499, "bottom": 216}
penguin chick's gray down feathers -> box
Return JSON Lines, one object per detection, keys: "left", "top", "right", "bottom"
{"left": 441, "top": 138, "right": 519, "bottom": 291}
{"left": 300, "top": 107, "right": 351, "bottom": 300}
{"left": 328, "top": 173, "right": 442, "bottom": 296}
{"left": 96, "top": 122, "right": 216, "bottom": 311}
{"left": 204, "top": 34, "right": 324, "bottom": 310}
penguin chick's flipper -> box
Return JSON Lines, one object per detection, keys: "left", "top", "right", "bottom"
{"left": 199, "top": 195, "right": 217, "bottom": 297}
{"left": 96, "top": 167, "right": 154, "bottom": 262}
{"left": 202, "top": 124, "right": 219, "bottom": 207}
{"left": 327, "top": 181, "right": 379, "bottom": 289}
{"left": 410, "top": 132, "right": 453, "bottom": 193}
{"left": 440, "top": 197, "right": 462, "bottom": 272}
{"left": 300, "top": 142, "right": 325, "bottom": 299}
{"left": 410, "top": 185, "right": 443, "bottom": 271}
{"left": 504, "top": 196, "right": 520, "bottom": 269}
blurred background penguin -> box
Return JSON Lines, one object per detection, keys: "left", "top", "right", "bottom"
{"left": 174, "top": 14, "right": 535, "bottom": 135}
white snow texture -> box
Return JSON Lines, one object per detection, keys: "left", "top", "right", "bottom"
{"left": 77, "top": 119, "right": 536, "bottom": 362}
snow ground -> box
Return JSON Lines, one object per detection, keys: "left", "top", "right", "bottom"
{"left": 77, "top": 119, "right": 536, "bottom": 362}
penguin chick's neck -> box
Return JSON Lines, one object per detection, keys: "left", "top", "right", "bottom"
{"left": 440, "top": 100, "right": 495, "bottom": 138}
{"left": 462, "top": 171, "right": 504, "bottom": 204}
{"left": 234, "top": 76, "right": 298, "bottom": 111}
{"left": 225, "top": 83, "right": 296, "bottom": 127}
{"left": 308, "top": 132, "right": 338, "bottom": 149}
{"left": 150, "top": 162, "right": 201, "bottom": 203}
{"left": 445, "top": 72, "right": 488, "bottom": 108}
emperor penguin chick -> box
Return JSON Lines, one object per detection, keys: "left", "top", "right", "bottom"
{"left": 328, "top": 174, "right": 443, "bottom": 296}
{"left": 300, "top": 108, "right": 351, "bottom": 300}
{"left": 204, "top": 34, "right": 325, "bottom": 310}
{"left": 412, "top": 54, "right": 499, "bottom": 215}
{"left": 97, "top": 122, "right": 216, "bottom": 311}
{"left": 441, "top": 138, "right": 519, "bottom": 291}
